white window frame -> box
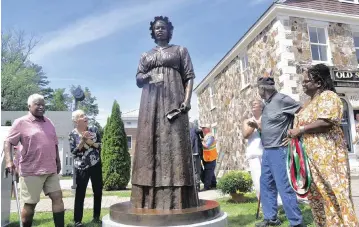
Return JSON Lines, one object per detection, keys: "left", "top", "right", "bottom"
{"left": 307, "top": 20, "right": 332, "bottom": 65}
{"left": 209, "top": 85, "right": 216, "bottom": 110}
{"left": 127, "top": 135, "right": 132, "bottom": 149}
{"left": 339, "top": 0, "right": 359, "bottom": 4}
{"left": 211, "top": 122, "right": 218, "bottom": 137}
{"left": 239, "top": 53, "right": 250, "bottom": 89}
{"left": 353, "top": 30, "right": 359, "bottom": 67}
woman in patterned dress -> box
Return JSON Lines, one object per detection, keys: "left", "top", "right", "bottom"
{"left": 69, "top": 110, "right": 102, "bottom": 227}
{"left": 288, "top": 64, "right": 359, "bottom": 227}
{"left": 130, "top": 16, "right": 197, "bottom": 209}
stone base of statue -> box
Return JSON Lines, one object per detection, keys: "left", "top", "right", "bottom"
{"left": 102, "top": 200, "right": 228, "bottom": 227}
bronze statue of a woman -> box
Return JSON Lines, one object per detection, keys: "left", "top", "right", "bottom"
{"left": 131, "top": 16, "right": 197, "bottom": 210}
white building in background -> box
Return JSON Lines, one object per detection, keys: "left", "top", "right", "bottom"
{"left": 122, "top": 109, "right": 139, "bottom": 157}
{"left": 1, "top": 111, "right": 73, "bottom": 175}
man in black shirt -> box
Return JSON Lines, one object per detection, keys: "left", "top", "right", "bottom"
{"left": 254, "top": 77, "right": 304, "bottom": 227}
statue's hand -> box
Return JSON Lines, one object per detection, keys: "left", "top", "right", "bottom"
{"left": 180, "top": 101, "right": 191, "bottom": 112}
{"left": 137, "top": 73, "right": 151, "bottom": 86}
{"left": 141, "top": 74, "right": 151, "bottom": 83}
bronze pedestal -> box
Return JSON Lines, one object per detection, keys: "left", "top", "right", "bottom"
{"left": 106, "top": 200, "right": 224, "bottom": 226}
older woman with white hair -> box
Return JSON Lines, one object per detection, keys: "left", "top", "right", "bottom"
{"left": 68, "top": 110, "right": 102, "bottom": 227}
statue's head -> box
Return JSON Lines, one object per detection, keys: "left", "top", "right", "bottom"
{"left": 149, "top": 16, "right": 174, "bottom": 44}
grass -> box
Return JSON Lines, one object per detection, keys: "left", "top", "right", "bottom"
{"left": 9, "top": 209, "right": 109, "bottom": 227}
{"left": 40, "top": 189, "right": 132, "bottom": 199}
{"left": 8, "top": 193, "right": 314, "bottom": 227}
{"left": 59, "top": 175, "right": 73, "bottom": 180}
{"left": 11, "top": 189, "right": 131, "bottom": 200}
{"left": 219, "top": 193, "right": 315, "bottom": 227}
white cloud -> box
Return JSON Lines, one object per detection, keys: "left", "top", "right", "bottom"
{"left": 31, "top": 0, "right": 193, "bottom": 62}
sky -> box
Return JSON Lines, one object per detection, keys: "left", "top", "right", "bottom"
{"left": 2, "top": 0, "right": 273, "bottom": 126}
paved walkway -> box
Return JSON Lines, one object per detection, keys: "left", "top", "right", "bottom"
{"left": 10, "top": 177, "right": 359, "bottom": 219}
{"left": 10, "top": 190, "right": 227, "bottom": 213}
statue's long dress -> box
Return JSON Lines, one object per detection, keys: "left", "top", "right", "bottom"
{"left": 131, "top": 45, "right": 197, "bottom": 209}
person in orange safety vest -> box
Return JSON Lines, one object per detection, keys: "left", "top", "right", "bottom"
{"left": 200, "top": 124, "right": 217, "bottom": 191}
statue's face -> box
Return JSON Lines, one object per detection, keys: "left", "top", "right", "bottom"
{"left": 153, "top": 20, "right": 169, "bottom": 42}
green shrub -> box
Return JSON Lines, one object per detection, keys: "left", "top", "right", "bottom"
{"left": 101, "top": 100, "right": 131, "bottom": 190}
{"left": 5, "top": 120, "right": 11, "bottom": 126}
{"left": 217, "top": 170, "right": 253, "bottom": 195}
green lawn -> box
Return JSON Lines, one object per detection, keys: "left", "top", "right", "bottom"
{"left": 35, "top": 189, "right": 131, "bottom": 199}
{"left": 9, "top": 194, "right": 314, "bottom": 227}
{"left": 9, "top": 209, "right": 108, "bottom": 227}
{"left": 59, "top": 175, "right": 73, "bottom": 180}
{"left": 218, "top": 196, "right": 314, "bottom": 227}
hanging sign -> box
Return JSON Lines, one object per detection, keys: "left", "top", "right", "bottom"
{"left": 332, "top": 69, "right": 359, "bottom": 88}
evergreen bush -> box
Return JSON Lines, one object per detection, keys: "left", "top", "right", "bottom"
{"left": 101, "top": 101, "right": 131, "bottom": 190}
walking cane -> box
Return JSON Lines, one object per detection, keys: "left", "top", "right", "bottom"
{"left": 256, "top": 156, "right": 262, "bottom": 219}
{"left": 4, "top": 146, "right": 23, "bottom": 227}
{"left": 191, "top": 154, "right": 200, "bottom": 207}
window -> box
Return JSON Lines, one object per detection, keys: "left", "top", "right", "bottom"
{"left": 66, "top": 157, "right": 68, "bottom": 165}
{"left": 126, "top": 122, "right": 132, "bottom": 125}
{"left": 209, "top": 86, "right": 215, "bottom": 109}
{"left": 354, "top": 32, "right": 359, "bottom": 64}
{"left": 211, "top": 127, "right": 217, "bottom": 138}
{"left": 69, "top": 157, "right": 72, "bottom": 165}
{"left": 240, "top": 54, "right": 250, "bottom": 88}
{"left": 127, "top": 136, "right": 132, "bottom": 149}
{"left": 308, "top": 26, "right": 329, "bottom": 62}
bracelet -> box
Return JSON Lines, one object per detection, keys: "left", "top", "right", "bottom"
{"left": 299, "top": 126, "right": 305, "bottom": 134}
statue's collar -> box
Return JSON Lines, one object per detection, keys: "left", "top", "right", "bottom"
{"left": 153, "top": 44, "right": 173, "bottom": 51}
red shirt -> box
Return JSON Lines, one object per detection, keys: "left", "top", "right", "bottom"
{"left": 6, "top": 113, "right": 58, "bottom": 176}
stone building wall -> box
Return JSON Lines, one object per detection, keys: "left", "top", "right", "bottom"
{"left": 197, "top": 15, "right": 359, "bottom": 173}
{"left": 197, "top": 18, "right": 282, "bottom": 173}
{"left": 289, "top": 17, "right": 358, "bottom": 101}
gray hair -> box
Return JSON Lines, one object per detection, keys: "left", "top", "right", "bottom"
{"left": 27, "top": 94, "right": 45, "bottom": 106}
{"left": 258, "top": 84, "right": 276, "bottom": 92}
{"left": 250, "top": 99, "right": 264, "bottom": 108}
{"left": 72, "top": 109, "right": 85, "bottom": 122}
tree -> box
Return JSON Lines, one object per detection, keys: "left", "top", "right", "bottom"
{"left": 101, "top": 100, "right": 131, "bottom": 190}
{"left": 91, "top": 120, "right": 104, "bottom": 139}
{"left": 1, "top": 30, "right": 50, "bottom": 110}
{"left": 69, "top": 85, "right": 99, "bottom": 122}
{"left": 46, "top": 88, "right": 72, "bottom": 111}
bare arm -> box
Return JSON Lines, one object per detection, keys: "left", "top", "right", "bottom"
{"left": 301, "top": 119, "right": 333, "bottom": 134}
{"left": 182, "top": 79, "right": 194, "bottom": 109}
{"left": 242, "top": 119, "right": 255, "bottom": 139}
{"left": 69, "top": 133, "right": 86, "bottom": 155}
{"left": 4, "top": 141, "right": 15, "bottom": 173}
{"left": 352, "top": 134, "right": 359, "bottom": 145}
{"left": 85, "top": 139, "right": 100, "bottom": 149}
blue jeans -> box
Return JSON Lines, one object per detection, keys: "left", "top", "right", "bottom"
{"left": 260, "top": 147, "right": 302, "bottom": 226}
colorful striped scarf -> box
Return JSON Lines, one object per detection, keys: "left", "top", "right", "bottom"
{"left": 286, "top": 138, "right": 312, "bottom": 198}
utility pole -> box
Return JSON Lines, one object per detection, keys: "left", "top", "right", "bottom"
{"left": 71, "top": 86, "right": 85, "bottom": 193}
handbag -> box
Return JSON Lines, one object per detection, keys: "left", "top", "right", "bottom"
{"left": 286, "top": 138, "right": 312, "bottom": 198}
